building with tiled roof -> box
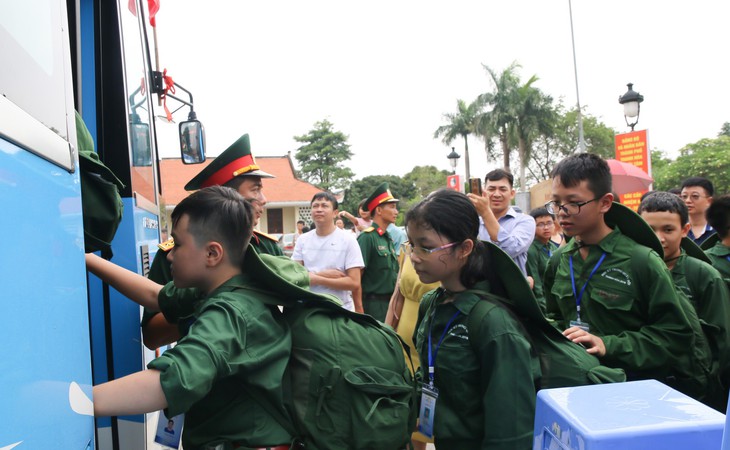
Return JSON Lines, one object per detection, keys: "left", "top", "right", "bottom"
{"left": 158, "top": 153, "right": 321, "bottom": 234}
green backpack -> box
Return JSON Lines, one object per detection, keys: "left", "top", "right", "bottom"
{"left": 467, "top": 290, "right": 626, "bottom": 389}
{"left": 466, "top": 241, "right": 626, "bottom": 390}
{"left": 243, "top": 251, "right": 418, "bottom": 450}
{"left": 75, "top": 111, "right": 124, "bottom": 258}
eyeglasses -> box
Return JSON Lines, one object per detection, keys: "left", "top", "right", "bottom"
{"left": 680, "top": 193, "right": 709, "bottom": 202}
{"left": 405, "top": 241, "right": 459, "bottom": 258}
{"left": 545, "top": 198, "right": 600, "bottom": 216}
{"left": 535, "top": 221, "right": 554, "bottom": 228}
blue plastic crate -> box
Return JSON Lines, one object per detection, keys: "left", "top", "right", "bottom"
{"left": 533, "top": 380, "right": 724, "bottom": 450}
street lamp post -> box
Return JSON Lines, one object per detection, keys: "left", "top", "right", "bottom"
{"left": 618, "top": 83, "right": 644, "bottom": 131}
{"left": 447, "top": 147, "right": 461, "bottom": 175}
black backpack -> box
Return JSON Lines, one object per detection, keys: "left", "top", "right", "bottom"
{"left": 76, "top": 112, "right": 124, "bottom": 258}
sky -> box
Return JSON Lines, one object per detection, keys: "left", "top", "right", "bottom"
{"left": 150, "top": 1, "right": 730, "bottom": 182}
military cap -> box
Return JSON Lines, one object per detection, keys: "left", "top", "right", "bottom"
{"left": 605, "top": 201, "right": 663, "bottom": 257}
{"left": 681, "top": 237, "right": 712, "bottom": 264}
{"left": 363, "top": 182, "right": 399, "bottom": 212}
{"left": 184, "top": 134, "right": 273, "bottom": 191}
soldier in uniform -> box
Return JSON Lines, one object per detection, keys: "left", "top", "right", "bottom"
{"left": 143, "top": 133, "right": 282, "bottom": 349}
{"left": 357, "top": 182, "right": 400, "bottom": 321}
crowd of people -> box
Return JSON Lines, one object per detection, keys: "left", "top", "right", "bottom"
{"left": 84, "top": 133, "right": 730, "bottom": 449}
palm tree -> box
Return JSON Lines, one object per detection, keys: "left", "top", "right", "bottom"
{"left": 513, "top": 79, "right": 556, "bottom": 191}
{"left": 476, "top": 62, "right": 522, "bottom": 171}
{"left": 434, "top": 98, "right": 480, "bottom": 180}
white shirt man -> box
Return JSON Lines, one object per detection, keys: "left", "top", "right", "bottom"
{"left": 293, "top": 192, "right": 365, "bottom": 311}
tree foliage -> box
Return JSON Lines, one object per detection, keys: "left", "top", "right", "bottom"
{"left": 653, "top": 136, "right": 730, "bottom": 195}
{"left": 525, "top": 104, "right": 616, "bottom": 186}
{"left": 294, "top": 119, "right": 355, "bottom": 191}
{"left": 434, "top": 99, "right": 480, "bottom": 180}
{"left": 341, "top": 166, "right": 450, "bottom": 226}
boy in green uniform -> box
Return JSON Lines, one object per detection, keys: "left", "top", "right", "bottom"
{"left": 543, "top": 153, "right": 712, "bottom": 402}
{"left": 357, "top": 182, "right": 400, "bottom": 321}
{"left": 639, "top": 191, "right": 730, "bottom": 410}
{"left": 143, "top": 133, "right": 282, "bottom": 349}
{"left": 87, "top": 186, "right": 293, "bottom": 449}
{"left": 526, "top": 207, "right": 558, "bottom": 311}
{"left": 706, "top": 195, "right": 730, "bottom": 284}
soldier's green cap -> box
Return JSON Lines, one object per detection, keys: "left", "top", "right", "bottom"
{"left": 605, "top": 201, "right": 663, "bottom": 257}
{"left": 364, "top": 182, "right": 399, "bottom": 212}
{"left": 700, "top": 232, "right": 720, "bottom": 251}
{"left": 483, "top": 241, "right": 542, "bottom": 322}
{"left": 184, "top": 134, "right": 273, "bottom": 191}
{"left": 682, "top": 237, "right": 712, "bottom": 264}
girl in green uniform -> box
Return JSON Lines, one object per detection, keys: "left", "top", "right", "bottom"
{"left": 408, "top": 189, "right": 540, "bottom": 450}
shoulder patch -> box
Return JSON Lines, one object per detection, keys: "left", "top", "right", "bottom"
{"left": 255, "top": 230, "right": 279, "bottom": 242}
{"left": 362, "top": 227, "right": 375, "bottom": 233}
{"left": 158, "top": 238, "right": 174, "bottom": 251}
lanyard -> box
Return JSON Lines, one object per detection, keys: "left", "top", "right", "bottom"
{"left": 427, "top": 309, "right": 461, "bottom": 385}
{"left": 570, "top": 252, "right": 606, "bottom": 323}
{"left": 542, "top": 245, "right": 553, "bottom": 258}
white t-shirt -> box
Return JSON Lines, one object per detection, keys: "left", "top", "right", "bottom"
{"left": 292, "top": 227, "right": 365, "bottom": 311}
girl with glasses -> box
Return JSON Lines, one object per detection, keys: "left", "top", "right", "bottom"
{"left": 407, "top": 189, "right": 540, "bottom": 449}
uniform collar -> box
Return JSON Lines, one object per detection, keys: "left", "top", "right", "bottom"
{"left": 565, "top": 226, "right": 622, "bottom": 255}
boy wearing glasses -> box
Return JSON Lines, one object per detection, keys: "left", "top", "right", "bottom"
{"left": 526, "top": 207, "right": 558, "bottom": 311}
{"left": 543, "top": 153, "right": 711, "bottom": 402}
{"left": 680, "top": 176, "right": 715, "bottom": 245}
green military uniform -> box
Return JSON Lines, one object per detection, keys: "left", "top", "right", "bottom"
{"left": 148, "top": 273, "right": 292, "bottom": 449}
{"left": 141, "top": 232, "right": 283, "bottom": 331}
{"left": 672, "top": 251, "right": 730, "bottom": 410}
{"left": 358, "top": 182, "right": 400, "bottom": 322}
{"left": 414, "top": 281, "right": 540, "bottom": 450}
{"left": 525, "top": 239, "right": 558, "bottom": 312}
{"left": 357, "top": 221, "right": 398, "bottom": 321}
{"left": 706, "top": 241, "right": 730, "bottom": 286}
{"left": 544, "top": 228, "right": 713, "bottom": 401}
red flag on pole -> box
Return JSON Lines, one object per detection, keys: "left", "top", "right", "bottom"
{"left": 128, "top": 0, "right": 160, "bottom": 27}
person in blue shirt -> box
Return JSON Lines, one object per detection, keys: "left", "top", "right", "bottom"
{"left": 468, "top": 168, "right": 535, "bottom": 275}
{"left": 680, "top": 176, "right": 715, "bottom": 245}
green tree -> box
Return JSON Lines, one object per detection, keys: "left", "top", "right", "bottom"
{"left": 476, "top": 62, "right": 522, "bottom": 170}
{"left": 434, "top": 99, "right": 480, "bottom": 180}
{"left": 294, "top": 119, "right": 355, "bottom": 191}
{"left": 526, "top": 104, "right": 616, "bottom": 186}
{"left": 403, "top": 165, "right": 452, "bottom": 200}
{"left": 719, "top": 122, "right": 730, "bottom": 137}
{"left": 512, "top": 79, "right": 556, "bottom": 191}
{"left": 653, "top": 136, "right": 730, "bottom": 194}
{"left": 341, "top": 175, "right": 417, "bottom": 226}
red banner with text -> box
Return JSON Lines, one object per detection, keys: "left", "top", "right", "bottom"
{"left": 614, "top": 130, "right": 650, "bottom": 211}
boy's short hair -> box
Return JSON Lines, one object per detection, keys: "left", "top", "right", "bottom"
{"left": 529, "top": 207, "right": 555, "bottom": 221}
{"left": 485, "top": 168, "right": 514, "bottom": 188}
{"left": 638, "top": 191, "right": 689, "bottom": 226}
{"left": 171, "top": 186, "right": 254, "bottom": 266}
{"left": 706, "top": 195, "right": 730, "bottom": 238}
{"left": 297, "top": 220, "right": 306, "bottom": 225}
{"left": 311, "top": 191, "right": 339, "bottom": 209}
{"left": 681, "top": 176, "right": 714, "bottom": 197}
{"left": 551, "top": 153, "right": 612, "bottom": 198}
{"left": 668, "top": 187, "right": 682, "bottom": 196}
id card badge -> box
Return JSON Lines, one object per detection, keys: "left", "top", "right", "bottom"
{"left": 418, "top": 383, "right": 439, "bottom": 438}
{"left": 569, "top": 319, "right": 590, "bottom": 332}
{"left": 154, "top": 411, "right": 184, "bottom": 449}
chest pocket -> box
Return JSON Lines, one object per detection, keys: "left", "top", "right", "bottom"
{"left": 375, "top": 243, "right": 392, "bottom": 257}
{"left": 589, "top": 281, "right": 635, "bottom": 312}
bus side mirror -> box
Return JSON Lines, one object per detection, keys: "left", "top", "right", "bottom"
{"left": 179, "top": 119, "right": 206, "bottom": 164}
